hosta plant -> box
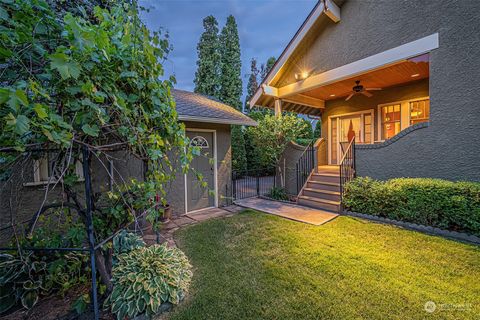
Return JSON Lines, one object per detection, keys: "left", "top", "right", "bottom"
{"left": 0, "top": 253, "right": 47, "bottom": 313}
{"left": 113, "top": 231, "right": 145, "bottom": 256}
{"left": 105, "top": 244, "right": 192, "bottom": 319}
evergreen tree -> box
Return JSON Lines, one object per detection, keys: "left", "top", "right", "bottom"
{"left": 219, "top": 15, "right": 242, "bottom": 110}
{"left": 231, "top": 125, "right": 247, "bottom": 172}
{"left": 194, "top": 15, "right": 221, "bottom": 97}
{"left": 244, "top": 58, "right": 259, "bottom": 113}
{"left": 314, "top": 120, "right": 322, "bottom": 137}
{"left": 260, "top": 56, "right": 276, "bottom": 82}
{"left": 218, "top": 15, "right": 246, "bottom": 172}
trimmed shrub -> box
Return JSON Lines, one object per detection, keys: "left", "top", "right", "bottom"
{"left": 105, "top": 244, "right": 192, "bottom": 319}
{"left": 343, "top": 177, "right": 480, "bottom": 236}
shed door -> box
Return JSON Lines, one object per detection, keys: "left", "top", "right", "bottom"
{"left": 186, "top": 131, "right": 215, "bottom": 212}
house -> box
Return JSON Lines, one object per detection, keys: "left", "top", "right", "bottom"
{"left": 250, "top": 0, "right": 480, "bottom": 211}
{"left": 0, "top": 90, "right": 256, "bottom": 242}
{"left": 168, "top": 89, "right": 256, "bottom": 214}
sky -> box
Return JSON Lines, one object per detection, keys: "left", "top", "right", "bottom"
{"left": 139, "top": 0, "right": 317, "bottom": 102}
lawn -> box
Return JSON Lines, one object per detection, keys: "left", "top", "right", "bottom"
{"left": 170, "top": 210, "right": 480, "bottom": 319}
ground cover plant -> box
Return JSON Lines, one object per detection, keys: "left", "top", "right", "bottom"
{"left": 171, "top": 210, "right": 480, "bottom": 319}
{"left": 343, "top": 177, "right": 480, "bottom": 235}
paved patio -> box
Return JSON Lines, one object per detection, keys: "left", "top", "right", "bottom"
{"left": 143, "top": 205, "right": 243, "bottom": 247}
{"left": 235, "top": 197, "right": 338, "bottom": 226}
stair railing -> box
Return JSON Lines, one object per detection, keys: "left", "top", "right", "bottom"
{"left": 295, "top": 141, "right": 315, "bottom": 194}
{"left": 339, "top": 137, "right": 356, "bottom": 212}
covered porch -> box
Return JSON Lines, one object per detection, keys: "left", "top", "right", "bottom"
{"left": 251, "top": 37, "right": 434, "bottom": 167}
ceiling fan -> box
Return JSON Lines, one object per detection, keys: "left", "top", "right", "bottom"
{"left": 345, "top": 80, "right": 382, "bottom": 101}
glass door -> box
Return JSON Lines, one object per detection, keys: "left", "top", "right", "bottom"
{"left": 329, "top": 111, "right": 373, "bottom": 165}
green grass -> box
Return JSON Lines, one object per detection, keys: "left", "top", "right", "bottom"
{"left": 170, "top": 210, "right": 480, "bottom": 319}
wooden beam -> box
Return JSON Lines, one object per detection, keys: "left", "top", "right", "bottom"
{"left": 282, "top": 93, "right": 325, "bottom": 109}
{"left": 261, "top": 84, "right": 278, "bottom": 97}
{"left": 277, "top": 33, "right": 439, "bottom": 98}
{"left": 324, "top": 0, "right": 341, "bottom": 23}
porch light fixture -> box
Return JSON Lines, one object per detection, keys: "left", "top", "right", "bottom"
{"left": 330, "top": 94, "right": 336, "bottom": 97}
{"left": 411, "top": 73, "right": 420, "bottom": 78}
{"left": 295, "top": 71, "right": 310, "bottom": 81}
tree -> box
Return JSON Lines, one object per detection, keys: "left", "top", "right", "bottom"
{"left": 244, "top": 58, "right": 259, "bottom": 113}
{"left": 194, "top": 15, "right": 221, "bottom": 97}
{"left": 260, "top": 56, "right": 277, "bottom": 82}
{"left": 219, "top": 15, "right": 242, "bottom": 110}
{"left": 218, "top": 15, "right": 246, "bottom": 172}
{"left": 247, "top": 114, "right": 308, "bottom": 186}
{"left": 231, "top": 126, "right": 247, "bottom": 172}
{"left": 0, "top": 0, "right": 191, "bottom": 296}
{"left": 314, "top": 120, "right": 322, "bottom": 138}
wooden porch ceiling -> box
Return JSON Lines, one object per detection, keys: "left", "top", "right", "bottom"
{"left": 301, "top": 58, "right": 429, "bottom": 101}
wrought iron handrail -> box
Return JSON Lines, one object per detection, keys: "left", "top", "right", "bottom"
{"left": 339, "top": 137, "right": 356, "bottom": 212}
{"left": 296, "top": 141, "right": 315, "bottom": 194}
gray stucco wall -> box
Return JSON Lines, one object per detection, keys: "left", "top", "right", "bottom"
{"left": 165, "top": 121, "right": 231, "bottom": 215}
{"left": 278, "top": 141, "right": 309, "bottom": 195}
{"left": 0, "top": 121, "right": 231, "bottom": 243}
{"left": 281, "top": 0, "right": 480, "bottom": 181}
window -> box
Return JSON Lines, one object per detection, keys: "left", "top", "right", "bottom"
{"left": 380, "top": 104, "right": 401, "bottom": 140}
{"left": 363, "top": 114, "right": 372, "bottom": 143}
{"left": 27, "top": 155, "right": 84, "bottom": 186}
{"left": 189, "top": 136, "right": 209, "bottom": 148}
{"left": 410, "top": 99, "right": 430, "bottom": 125}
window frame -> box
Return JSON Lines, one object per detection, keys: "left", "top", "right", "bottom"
{"left": 377, "top": 96, "right": 430, "bottom": 142}
{"left": 24, "top": 155, "right": 84, "bottom": 186}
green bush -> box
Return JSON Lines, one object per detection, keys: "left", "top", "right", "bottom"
{"left": 106, "top": 244, "right": 192, "bottom": 319}
{"left": 343, "top": 177, "right": 480, "bottom": 235}
{"left": 267, "top": 187, "right": 289, "bottom": 201}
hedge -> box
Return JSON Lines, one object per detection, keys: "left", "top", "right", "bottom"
{"left": 343, "top": 177, "right": 480, "bottom": 236}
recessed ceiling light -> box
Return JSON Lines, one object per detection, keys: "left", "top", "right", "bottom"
{"left": 411, "top": 73, "right": 420, "bottom": 78}
{"left": 330, "top": 94, "right": 336, "bottom": 97}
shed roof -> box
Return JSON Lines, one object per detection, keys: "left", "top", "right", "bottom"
{"left": 173, "top": 89, "right": 257, "bottom": 126}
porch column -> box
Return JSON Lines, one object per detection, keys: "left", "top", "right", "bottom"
{"left": 274, "top": 98, "right": 282, "bottom": 118}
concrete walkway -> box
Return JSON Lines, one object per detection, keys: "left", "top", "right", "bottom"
{"left": 143, "top": 205, "right": 243, "bottom": 247}
{"left": 235, "top": 197, "right": 338, "bottom": 226}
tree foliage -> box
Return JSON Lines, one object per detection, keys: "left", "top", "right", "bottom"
{"left": 0, "top": 0, "right": 193, "bottom": 299}
{"left": 244, "top": 58, "right": 259, "bottom": 113}
{"left": 314, "top": 120, "right": 322, "bottom": 137}
{"left": 219, "top": 15, "right": 242, "bottom": 110}
{"left": 260, "top": 56, "right": 276, "bottom": 82}
{"left": 247, "top": 114, "right": 308, "bottom": 169}
{"left": 231, "top": 125, "right": 247, "bottom": 172}
{"left": 193, "top": 15, "right": 221, "bottom": 97}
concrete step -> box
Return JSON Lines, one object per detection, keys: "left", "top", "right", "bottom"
{"left": 302, "top": 188, "right": 341, "bottom": 202}
{"left": 298, "top": 195, "right": 340, "bottom": 212}
{"left": 310, "top": 173, "right": 340, "bottom": 184}
{"left": 306, "top": 181, "right": 340, "bottom": 192}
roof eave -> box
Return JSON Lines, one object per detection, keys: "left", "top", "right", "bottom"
{"left": 250, "top": 0, "right": 341, "bottom": 108}
{"left": 178, "top": 115, "right": 258, "bottom": 127}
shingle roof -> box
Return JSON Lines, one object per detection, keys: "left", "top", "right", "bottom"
{"left": 172, "top": 89, "right": 257, "bottom": 126}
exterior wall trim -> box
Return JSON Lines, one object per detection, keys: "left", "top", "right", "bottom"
{"left": 184, "top": 128, "right": 218, "bottom": 213}
{"left": 277, "top": 33, "right": 439, "bottom": 98}
{"left": 356, "top": 122, "right": 430, "bottom": 150}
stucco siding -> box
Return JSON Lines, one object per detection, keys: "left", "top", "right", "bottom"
{"left": 277, "top": 0, "right": 480, "bottom": 181}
